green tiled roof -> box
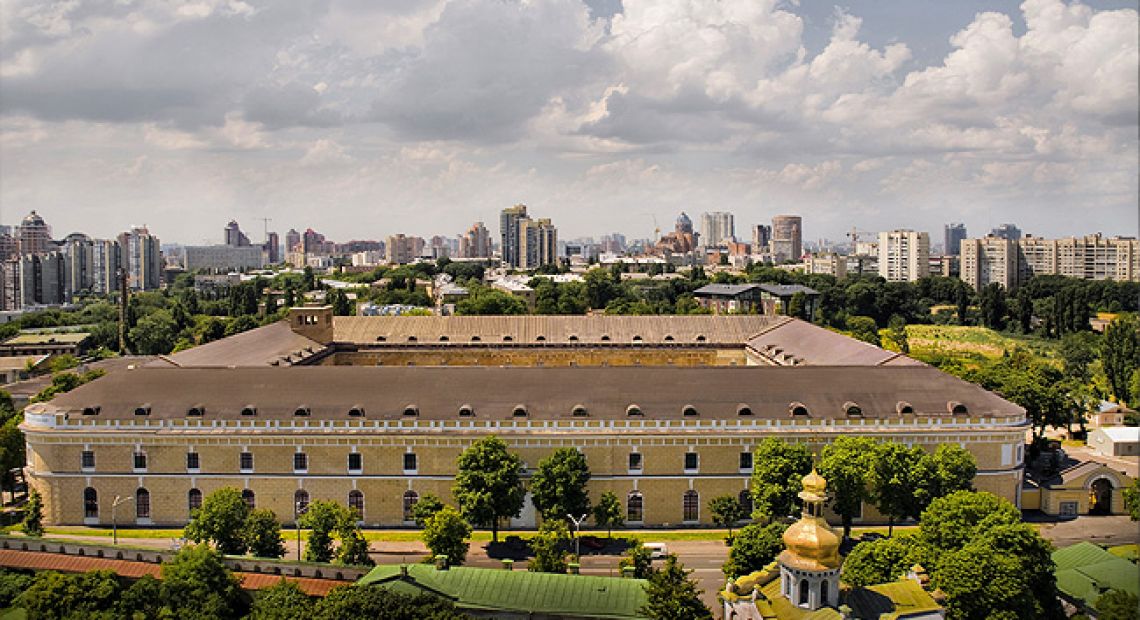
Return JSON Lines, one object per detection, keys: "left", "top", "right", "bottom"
{"left": 357, "top": 564, "right": 649, "bottom": 619}
{"left": 1052, "top": 542, "right": 1140, "bottom": 606}
{"left": 1053, "top": 542, "right": 1114, "bottom": 571}
{"left": 849, "top": 580, "right": 943, "bottom": 619}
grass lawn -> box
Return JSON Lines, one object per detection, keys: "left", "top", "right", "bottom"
{"left": 0, "top": 608, "right": 26, "bottom": 620}
{"left": 904, "top": 325, "right": 1059, "bottom": 367}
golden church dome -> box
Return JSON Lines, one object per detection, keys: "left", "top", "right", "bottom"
{"left": 801, "top": 468, "right": 827, "bottom": 495}
{"left": 778, "top": 467, "right": 842, "bottom": 571}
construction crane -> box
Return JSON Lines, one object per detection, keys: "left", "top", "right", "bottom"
{"left": 643, "top": 213, "right": 661, "bottom": 241}
{"left": 845, "top": 227, "right": 876, "bottom": 245}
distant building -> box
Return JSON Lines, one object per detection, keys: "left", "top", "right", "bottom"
{"left": 284, "top": 229, "right": 301, "bottom": 253}
{"left": 223, "top": 220, "right": 251, "bottom": 246}
{"left": 518, "top": 218, "right": 557, "bottom": 269}
{"left": 386, "top": 234, "right": 417, "bottom": 265}
{"left": 693, "top": 283, "right": 764, "bottom": 314}
{"left": 117, "top": 226, "right": 162, "bottom": 291}
{"left": 878, "top": 230, "right": 930, "bottom": 282}
{"left": 1087, "top": 426, "right": 1139, "bottom": 458}
{"left": 459, "top": 221, "right": 492, "bottom": 259}
{"left": 700, "top": 211, "right": 735, "bottom": 247}
{"left": 944, "top": 222, "right": 967, "bottom": 256}
{"left": 771, "top": 215, "right": 802, "bottom": 263}
{"left": 264, "top": 231, "right": 280, "bottom": 264}
{"left": 62, "top": 234, "right": 94, "bottom": 295}
{"left": 17, "top": 211, "right": 53, "bottom": 256}
{"left": 991, "top": 223, "right": 1022, "bottom": 240}
{"left": 961, "top": 234, "right": 1138, "bottom": 291}
{"left": 15, "top": 252, "right": 69, "bottom": 307}
{"left": 654, "top": 212, "right": 698, "bottom": 255}
{"left": 500, "top": 204, "right": 529, "bottom": 268}
{"left": 806, "top": 253, "right": 846, "bottom": 278}
{"left": 491, "top": 278, "right": 536, "bottom": 310}
{"left": 751, "top": 224, "right": 771, "bottom": 253}
{"left": 91, "top": 240, "right": 122, "bottom": 295}
{"left": 182, "top": 245, "right": 264, "bottom": 272}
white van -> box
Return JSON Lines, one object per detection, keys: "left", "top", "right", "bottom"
{"left": 643, "top": 542, "right": 668, "bottom": 559}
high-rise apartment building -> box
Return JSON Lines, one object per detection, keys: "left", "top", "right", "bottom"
{"left": 117, "top": 226, "right": 162, "bottom": 291}
{"left": 518, "top": 218, "right": 558, "bottom": 269}
{"left": 944, "top": 223, "right": 967, "bottom": 256}
{"left": 751, "top": 224, "right": 771, "bottom": 253}
{"left": 224, "top": 220, "right": 251, "bottom": 246}
{"left": 460, "top": 221, "right": 492, "bottom": 259}
{"left": 62, "top": 234, "right": 94, "bottom": 295}
{"left": 878, "top": 230, "right": 930, "bottom": 282}
{"left": 264, "top": 231, "right": 280, "bottom": 264}
{"left": 700, "top": 212, "right": 735, "bottom": 247}
{"left": 91, "top": 239, "right": 122, "bottom": 295}
{"left": 285, "top": 229, "right": 301, "bottom": 253}
{"left": 15, "top": 252, "right": 69, "bottom": 307}
{"left": 500, "top": 204, "right": 529, "bottom": 268}
{"left": 675, "top": 212, "right": 694, "bottom": 235}
{"left": 962, "top": 234, "right": 1139, "bottom": 291}
{"left": 771, "top": 215, "right": 802, "bottom": 263}
{"left": 17, "top": 210, "right": 53, "bottom": 256}
{"left": 991, "top": 223, "right": 1022, "bottom": 241}
{"left": 385, "top": 234, "right": 417, "bottom": 265}
{"left": 0, "top": 232, "right": 18, "bottom": 262}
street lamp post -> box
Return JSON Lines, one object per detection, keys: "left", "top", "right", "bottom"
{"left": 111, "top": 495, "right": 133, "bottom": 546}
{"left": 295, "top": 502, "right": 308, "bottom": 562}
{"left": 567, "top": 513, "right": 587, "bottom": 562}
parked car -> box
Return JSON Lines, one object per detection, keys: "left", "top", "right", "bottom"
{"left": 643, "top": 542, "right": 668, "bottom": 559}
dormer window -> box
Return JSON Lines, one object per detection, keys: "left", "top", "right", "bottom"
{"left": 294, "top": 406, "right": 311, "bottom": 417}
{"left": 407, "top": 336, "right": 418, "bottom": 342}
{"left": 663, "top": 335, "right": 674, "bottom": 342}
{"left": 736, "top": 405, "right": 753, "bottom": 416}
{"left": 471, "top": 336, "right": 481, "bottom": 342}
{"left": 348, "top": 406, "right": 365, "bottom": 417}
{"left": 695, "top": 335, "right": 707, "bottom": 342}
{"left": 134, "top": 405, "right": 151, "bottom": 417}
{"left": 789, "top": 403, "right": 809, "bottom": 417}
{"left": 458, "top": 405, "right": 474, "bottom": 417}
{"left": 241, "top": 406, "right": 257, "bottom": 417}
{"left": 600, "top": 335, "right": 611, "bottom": 342}
{"left": 626, "top": 404, "right": 643, "bottom": 417}
{"left": 844, "top": 402, "right": 862, "bottom": 417}
{"left": 536, "top": 335, "right": 546, "bottom": 342}
{"left": 187, "top": 406, "right": 205, "bottom": 417}
{"left": 439, "top": 335, "right": 449, "bottom": 342}
{"left": 82, "top": 406, "right": 101, "bottom": 416}
{"left": 632, "top": 335, "right": 643, "bottom": 342}
{"left": 375, "top": 336, "right": 387, "bottom": 342}
{"left": 949, "top": 402, "right": 968, "bottom": 415}
{"left": 512, "top": 405, "right": 528, "bottom": 418}
{"left": 503, "top": 335, "right": 514, "bottom": 342}
{"left": 403, "top": 405, "right": 419, "bottom": 417}
{"left": 572, "top": 405, "right": 588, "bottom": 417}
{"left": 897, "top": 402, "right": 914, "bottom": 414}
{"left": 568, "top": 335, "right": 579, "bottom": 342}
{"left": 682, "top": 405, "right": 698, "bottom": 417}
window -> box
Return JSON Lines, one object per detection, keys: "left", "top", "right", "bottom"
{"left": 896, "top": 401, "right": 914, "bottom": 414}
{"left": 683, "top": 490, "right": 699, "bottom": 522}
{"left": 136, "top": 488, "right": 150, "bottom": 519}
{"left": 186, "top": 452, "right": 200, "bottom": 471}
{"left": 240, "top": 452, "right": 254, "bottom": 472}
{"left": 629, "top": 453, "right": 643, "bottom": 472}
{"left": 348, "top": 407, "right": 365, "bottom": 417}
{"left": 458, "top": 405, "right": 474, "bottom": 417}
{"left": 512, "top": 405, "right": 528, "bottom": 418}
{"left": 739, "top": 452, "right": 753, "bottom": 471}
{"left": 242, "top": 489, "right": 256, "bottom": 509}
{"left": 949, "top": 402, "right": 968, "bottom": 415}
{"left": 572, "top": 405, "right": 588, "bottom": 417}
{"left": 134, "top": 405, "right": 151, "bottom": 416}
{"left": 294, "top": 490, "right": 309, "bottom": 514}
{"left": 81, "top": 450, "right": 95, "bottom": 470}
{"left": 348, "top": 453, "right": 363, "bottom": 473}
{"left": 84, "top": 487, "right": 98, "bottom": 519}
{"left": 133, "top": 451, "right": 147, "bottom": 471}
{"left": 844, "top": 402, "right": 862, "bottom": 417}
{"left": 627, "top": 491, "right": 644, "bottom": 522}
{"left": 798, "top": 579, "right": 809, "bottom": 606}
{"left": 682, "top": 405, "right": 698, "bottom": 417}
{"left": 188, "top": 488, "right": 202, "bottom": 513}
{"left": 403, "top": 491, "right": 419, "bottom": 522}
{"left": 737, "top": 405, "right": 753, "bottom": 416}
{"left": 438, "top": 335, "right": 448, "bottom": 342}
{"left": 1059, "top": 501, "right": 1078, "bottom": 516}
{"left": 403, "top": 406, "right": 419, "bottom": 417}
{"left": 626, "top": 404, "right": 643, "bottom": 417}
{"left": 187, "top": 406, "right": 204, "bottom": 417}
{"left": 684, "top": 453, "right": 699, "bottom": 471}
{"left": 348, "top": 490, "right": 364, "bottom": 516}
{"left": 82, "top": 406, "right": 100, "bottom": 416}
{"left": 821, "top": 580, "right": 829, "bottom": 606}
{"left": 790, "top": 403, "right": 809, "bottom": 417}
{"left": 294, "top": 452, "right": 308, "bottom": 472}
{"left": 294, "top": 407, "right": 310, "bottom": 417}
{"left": 739, "top": 490, "right": 753, "bottom": 516}
{"left": 403, "top": 453, "right": 418, "bottom": 472}
{"left": 241, "top": 406, "right": 257, "bottom": 417}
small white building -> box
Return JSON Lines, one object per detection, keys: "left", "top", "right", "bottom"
{"left": 1088, "top": 426, "right": 1140, "bottom": 458}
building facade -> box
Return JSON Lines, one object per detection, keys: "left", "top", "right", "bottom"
{"left": 771, "top": 215, "right": 802, "bottom": 263}
{"left": 500, "top": 204, "right": 528, "bottom": 268}
{"left": 878, "top": 230, "right": 930, "bottom": 282}
{"left": 182, "top": 245, "right": 265, "bottom": 272}
{"left": 117, "top": 226, "right": 162, "bottom": 291}
{"left": 700, "top": 212, "right": 735, "bottom": 247}
{"left": 960, "top": 234, "right": 1139, "bottom": 291}
{"left": 944, "top": 222, "right": 966, "bottom": 257}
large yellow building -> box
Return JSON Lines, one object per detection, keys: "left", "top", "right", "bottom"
{"left": 23, "top": 309, "right": 1028, "bottom": 527}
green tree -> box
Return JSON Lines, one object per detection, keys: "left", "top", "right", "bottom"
{"left": 593, "top": 491, "right": 624, "bottom": 538}
{"left": 840, "top": 534, "right": 921, "bottom": 587}
{"left": 885, "top": 315, "right": 909, "bottom": 354}
{"left": 1059, "top": 332, "right": 1098, "bottom": 383}
{"left": 978, "top": 283, "right": 1008, "bottom": 330}
{"left": 453, "top": 435, "right": 525, "bottom": 542}
{"left": 336, "top": 524, "right": 373, "bottom": 567}
{"left": 185, "top": 487, "right": 251, "bottom": 555}
{"left": 868, "top": 443, "right": 923, "bottom": 535}
{"left": 786, "top": 292, "right": 807, "bottom": 319}
{"left": 422, "top": 506, "right": 472, "bottom": 566}
{"left": 530, "top": 447, "right": 592, "bottom": 523}
{"left": 819, "top": 436, "right": 878, "bottom": 539}
{"left": 118, "top": 574, "right": 164, "bottom": 618}
{"left": 1102, "top": 314, "right": 1139, "bottom": 404}
{"left": 640, "top": 554, "right": 712, "bottom": 620}
{"left": 129, "top": 309, "right": 179, "bottom": 355}
{"left": 17, "top": 570, "right": 123, "bottom": 619}
{"left": 917, "top": 490, "right": 1020, "bottom": 554}
{"left": 314, "top": 586, "right": 466, "bottom": 620}
{"left": 927, "top": 443, "right": 977, "bottom": 503}
{"left": 722, "top": 522, "right": 787, "bottom": 579}
{"left": 22, "top": 488, "right": 44, "bottom": 537}
{"left": 708, "top": 494, "right": 747, "bottom": 537}
{"left": 529, "top": 519, "right": 570, "bottom": 573}
{"left": 1122, "top": 478, "right": 1140, "bottom": 521}
{"left": 410, "top": 493, "right": 445, "bottom": 526}
{"left": 299, "top": 500, "right": 341, "bottom": 563}
{"left": 845, "top": 315, "right": 881, "bottom": 346}
{"left": 620, "top": 538, "right": 654, "bottom": 578}
{"left": 249, "top": 579, "right": 315, "bottom": 620}
{"left": 0, "top": 418, "right": 23, "bottom": 503}
{"left": 243, "top": 508, "right": 286, "bottom": 558}
{"left": 160, "top": 544, "right": 249, "bottom": 619}
{"left": 0, "top": 568, "right": 33, "bottom": 608}
{"left": 1095, "top": 589, "right": 1140, "bottom": 620}
{"left": 750, "top": 438, "right": 813, "bottom": 520}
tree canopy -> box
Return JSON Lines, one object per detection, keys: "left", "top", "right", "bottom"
{"left": 453, "top": 435, "right": 525, "bottom": 542}
{"left": 749, "top": 438, "right": 812, "bottom": 520}
{"left": 529, "top": 447, "right": 591, "bottom": 523}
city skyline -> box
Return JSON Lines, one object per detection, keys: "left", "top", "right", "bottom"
{"left": 1, "top": 0, "right": 1137, "bottom": 243}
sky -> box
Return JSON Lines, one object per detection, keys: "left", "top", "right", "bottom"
{"left": 1, "top": 0, "right": 1137, "bottom": 246}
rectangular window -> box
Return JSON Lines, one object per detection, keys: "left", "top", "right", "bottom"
{"left": 186, "top": 452, "right": 200, "bottom": 471}
{"left": 684, "top": 452, "right": 698, "bottom": 471}
{"left": 81, "top": 450, "right": 95, "bottom": 470}
{"left": 294, "top": 452, "right": 308, "bottom": 472}
{"left": 133, "top": 452, "right": 147, "bottom": 470}
{"left": 240, "top": 452, "right": 254, "bottom": 472}
{"left": 628, "top": 453, "right": 643, "bottom": 472}
{"left": 403, "top": 453, "right": 417, "bottom": 472}
{"left": 739, "top": 452, "right": 753, "bottom": 471}
{"left": 348, "top": 453, "right": 362, "bottom": 472}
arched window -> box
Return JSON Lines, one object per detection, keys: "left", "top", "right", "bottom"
{"left": 188, "top": 488, "right": 202, "bottom": 513}
{"left": 512, "top": 405, "right": 528, "bottom": 418}
{"left": 403, "top": 491, "right": 419, "bottom": 522}
{"left": 600, "top": 334, "right": 611, "bottom": 342}
{"left": 683, "top": 490, "right": 699, "bottom": 522}
{"left": 294, "top": 490, "right": 310, "bottom": 515}
{"left": 568, "top": 335, "right": 579, "bottom": 342}
{"left": 844, "top": 402, "right": 862, "bottom": 417}
{"left": 407, "top": 336, "right": 418, "bottom": 342}
{"left": 663, "top": 335, "right": 674, "bottom": 342}
{"left": 626, "top": 404, "right": 643, "bottom": 417}
{"left": 536, "top": 335, "right": 546, "bottom": 342}
{"left": 789, "top": 402, "right": 810, "bottom": 417}
{"left": 84, "top": 487, "right": 98, "bottom": 519}
{"left": 682, "top": 405, "right": 698, "bottom": 417}
{"left": 949, "top": 401, "right": 968, "bottom": 414}
{"left": 348, "top": 490, "right": 364, "bottom": 516}
{"left": 897, "top": 401, "right": 914, "bottom": 414}
{"left": 695, "top": 335, "right": 707, "bottom": 342}
{"left": 737, "top": 404, "right": 753, "bottom": 416}
{"left": 571, "top": 405, "right": 588, "bottom": 417}
{"left": 242, "top": 489, "right": 256, "bottom": 509}
{"left": 738, "top": 489, "right": 753, "bottom": 516}
{"left": 348, "top": 406, "right": 365, "bottom": 417}
{"left": 799, "top": 579, "right": 809, "bottom": 606}
{"left": 627, "top": 491, "right": 644, "bottom": 522}
{"left": 470, "top": 336, "right": 481, "bottom": 342}
{"left": 136, "top": 488, "right": 150, "bottom": 519}
{"left": 439, "top": 335, "right": 449, "bottom": 342}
